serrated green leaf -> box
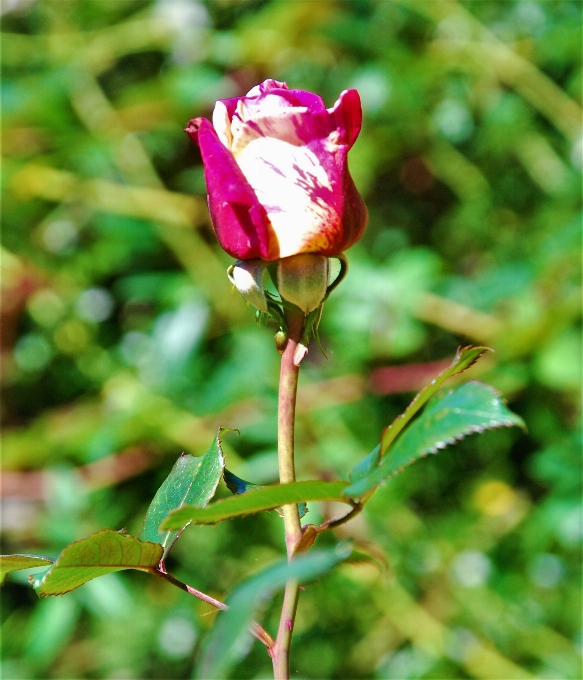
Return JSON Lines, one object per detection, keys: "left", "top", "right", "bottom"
{"left": 224, "top": 468, "right": 308, "bottom": 519}
{"left": 34, "top": 530, "right": 163, "bottom": 596}
{"left": 0, "top": 555, "right": 53, "bottom": 584}
{"left": 140, "top": 428, "right": 226, "bottom": 556}
{"left": 162, "top": 480, "right": 349, "bottom": 529}
{"left": 380, "top": 345, "right": 492, "bottom": 455}
{"left": 344, "top": 381, "right": 525, "bottom": 497}
{"left": 343, "top": 346, "right": 492, "bottom": 499}
{"left": 196, "top": 544, "right": 351, "bottom": 680}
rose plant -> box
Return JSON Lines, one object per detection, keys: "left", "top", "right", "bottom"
{"left": 1, "top": 81, "right": 525, "bottom": 680}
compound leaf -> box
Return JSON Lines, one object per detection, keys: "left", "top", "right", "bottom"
{"left": 349, "top": 445, "right": 380, "bottom": 486}
{"left": 223, "top": 468, "right": 262, "bottom": 495}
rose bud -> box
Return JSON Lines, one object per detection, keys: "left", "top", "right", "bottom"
{"left": 186, "top": 79, "right": 367, "bottom": 315}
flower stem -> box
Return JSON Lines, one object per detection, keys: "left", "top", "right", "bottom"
{"left": 272, "top": 307, "right": 305, "bottom": 680}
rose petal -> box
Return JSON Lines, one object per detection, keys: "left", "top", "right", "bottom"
{"left": 285, "top": 89, "right": 326, "bottom": 111}
{"left": 230, "top": 109, "right": 309, "bottom": 154}
{"left": 212, "top": 101, "right": 233, "bottom": 149}
{"left": 186, "top": 117, "right": 278, "bottom": 260}
{"left": 245, "top": 79, "right": 288, "bottom": 97}
{"left": 228, "top": 89, "right": 367, "bottom": 258}
{"left": 233, "top": 131, "right": 341, "bottom": 258}
{"left": 215, "top": 80, "right": 326, "bottom": 131}
{"left": 330, "top": 89, "right": 363, "bottom": 149}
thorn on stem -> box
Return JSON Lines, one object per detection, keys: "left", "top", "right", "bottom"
{"left": 293, "top": 343, "right": 308, "bottom": 366}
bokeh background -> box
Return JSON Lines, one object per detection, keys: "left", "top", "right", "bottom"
{"left": 1, "top": 1, "right": 581, "bottom": 678}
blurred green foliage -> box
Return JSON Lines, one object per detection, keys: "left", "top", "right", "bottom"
{"left": 1, "top": 0, "right": 581, "bottom": 678}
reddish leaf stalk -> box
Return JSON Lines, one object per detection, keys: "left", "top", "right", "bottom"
{"left": 272, "top": 307, "right": 305, "bottom": 679}
{"left": 152, "top": 568, "right": 274, "bottom": 649}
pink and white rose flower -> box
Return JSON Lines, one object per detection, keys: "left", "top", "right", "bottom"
{"left": 186, "top": 79, "right": 367, "bottom": 263}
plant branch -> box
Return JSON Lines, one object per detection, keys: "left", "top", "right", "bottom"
{"left": 272, "top": 306, "right": 305, "bottom": 680}
{"left": 291, "top": 502, "right": 363, "bottom": 555}
{"left": 151, "top": 568, "right": 275, "bottom": 650}
{"left": 325, "top": 502, "right": 363, "bottom": 530}
{"left": 152, "top": 567, "right": 228, "bottom": 609}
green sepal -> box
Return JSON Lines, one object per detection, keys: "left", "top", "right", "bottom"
{"left": 227, "top": 260, "right": 269, "bottom": 313}
{"left": 276, "top": 254, "right": 329, "bottom": 313}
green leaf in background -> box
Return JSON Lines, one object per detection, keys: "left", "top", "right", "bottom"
{"left": 33, "top": 530, "right": 163, "bottom": 596}
{"left": 162, "top": 480, "right": 350, "bottom": 528}
{"left": 140, "top": 428, "right": 226, "bottom": 556}
{"left": 345, "top": 541, "right": 388, "bottom": 575}
{"left": 379, "top": 346, "right": 492, "bottom": 455}
{"left": 223, "top": 468, "right": 308, "bottom": 519}
{"left": 344, "top": 381, "right": 526, "bottom": 497}
{"left": 0, "top": 555, "right": 53, "bottom": 584}
{"left": 196, "top": 544, "right": 352, "bottom": 680}
{"left": 23, "top": 594, "right": 80, "bottom": 672}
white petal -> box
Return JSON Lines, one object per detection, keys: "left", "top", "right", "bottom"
{"left": 242, "top": 93, "right": 299, "bottom": 119}
{"left": 212, "top": 101, "right": 232, "bottom": 148}
{"left": 228, "top": 100, "right": 248, "bottom": 145}
{"left": 233, "top": 135, "right": 338, "bottom": 258}
{"left": 245, "top": 80, "right": 287, "bottom": 97}
{"left": 230, "top": 110, "right": 307, "bottom": 152}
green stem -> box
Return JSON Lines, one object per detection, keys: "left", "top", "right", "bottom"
{"left": 272, "top": 307, "right": 305, "bottom": 680}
